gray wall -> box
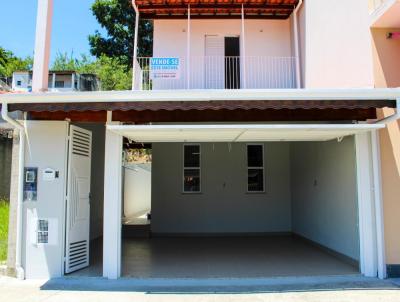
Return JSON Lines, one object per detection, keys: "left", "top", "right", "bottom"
{"left": 151, "top": 142, "right": 292, "bottom": 234}
{"left": 290, "top": 137, "right": 359, "bottom": 260}
{"left": 0, "top": 137, "right": 12, "bottom": 199}
{"left": 75, "top": 123, "right": 105, "bottom": 240}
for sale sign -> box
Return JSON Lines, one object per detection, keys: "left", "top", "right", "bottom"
{"left": 150, "top": 57, "right": 180, "bottom": 80}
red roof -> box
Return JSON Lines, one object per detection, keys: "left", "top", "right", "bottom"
{"left": 135, "top": 0, "right": 299, "bottom": 19}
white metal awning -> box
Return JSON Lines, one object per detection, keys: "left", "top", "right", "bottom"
{"left": 107, "top": 124, "right": 385, "bottom": 142}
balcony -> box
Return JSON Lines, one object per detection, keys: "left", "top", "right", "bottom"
{"left": 133, "top": 56, "right": 297, "bottom": 90}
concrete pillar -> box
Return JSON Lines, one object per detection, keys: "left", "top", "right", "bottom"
{"left": 355, "top": 132, "right": 382, "bottom": 278}
{"left": 32, "top": 0, "right": 53, "bottom": 92}
{"left": 6, "top": 131, "right": 20, "bottom": 277}
{"left": 103, "top": 124, "right": 122, "bottom": 279}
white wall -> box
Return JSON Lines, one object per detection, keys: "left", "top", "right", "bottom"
{"left": 23, "top": 121, "right": 68, "bottom": 279}
{"left": 151, "top": 142, "right": 292, "bottom": 234}
{"left": 152, "top": 19, "right": 294, "bottom": 89}
{"left": 123, "top": 163, "right": 151, "bottom": 219}
{"left": 300, "top": 0, "right": 374, "bottom": 88}
{"left": 290, "top": 137, "right": 359, "bottom": 260}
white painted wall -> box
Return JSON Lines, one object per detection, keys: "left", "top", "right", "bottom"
{"left": 152, "top": 19, "right": 295, "bottom": 89}
{"left": 123, "top": 163, "right": 151, "bottom": 219}
{"left": 22, "top": 121, "right": 68, "bottom": 279}
{"left": 290, "top": 137, "right": 359, "bottom": 260}
{"left": 12, "top": 72, "right": 31, "bottom": 92}
{"left": 151, "top": 142, "right": 292, "bottom": 234}
{"left": 300, "top": 0, "right": 374, "bottom": 88}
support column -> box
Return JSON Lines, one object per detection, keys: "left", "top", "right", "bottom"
{"left": 186, "top": 4, "right": 191, "bottom": 89}
{"left": 355, "top": 132, "right": 379, "bottom": 278}
{"left": 6, "top": 131, "right": 20, "bottom": 276}
{"left": 371, "top": 130, "right": 386, "bottom": 279}
{"left": 103, "top": 122, "right": 122, "bottom": 279}
{"left": 241, "top": 4, "right": 247, "bottom": 89}
{"left": 131, "top": 0, "right": 140, "bottom": 90}
{"left": 32, "top": 0, "right": 53, "bottom": 92}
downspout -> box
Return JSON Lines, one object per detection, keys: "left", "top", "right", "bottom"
{"left": 131, "top": 0, "right": 140, "bottom": 90}
{"left": 1, "top": 103, "right": 25, "bottom": 280}
{"left": 292, "top": 0, "right": 303, "bottom": 88}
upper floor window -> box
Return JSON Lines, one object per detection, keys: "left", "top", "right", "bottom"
{"left": 247, "top": 144, "right": 264, "bottom": 192}
{"left": 16, "top": 80, "right": 22, "bottom": 86}
{"left": 183, "top": 144, "right": 201, "bottom": 193}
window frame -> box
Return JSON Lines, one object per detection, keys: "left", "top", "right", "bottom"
{"left": 182, "top": 143, "right": 201, "bottom": 194}
{"left": 55, "top": 80, "right": 65, "bottom": 88}
{"left": 246, "top": 143, "right": 265, "bottom": 193}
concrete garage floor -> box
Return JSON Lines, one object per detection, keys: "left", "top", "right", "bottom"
{"left": 122, "top": 236, "right": 359, "bottom": 278}
{"left": 69, "top": 236, "right": 359, "bottom": 278}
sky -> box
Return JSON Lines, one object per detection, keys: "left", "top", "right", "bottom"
{"left": 0, "top": 0, "right": 105, "bottom": 63}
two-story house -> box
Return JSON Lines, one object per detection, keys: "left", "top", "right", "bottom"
{"left": 0, "top": 0, "right": 399, "bottom": 282}
{"left": 12, "top": 70, "right": 100, "bottom": 92}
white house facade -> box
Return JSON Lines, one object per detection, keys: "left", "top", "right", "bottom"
{"left": 0, "top": 0, "right": 400, "bottom": 283}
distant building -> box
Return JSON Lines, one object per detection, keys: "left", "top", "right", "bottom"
{"left": 12, "top": 70, "right": 100, "bottom": 92}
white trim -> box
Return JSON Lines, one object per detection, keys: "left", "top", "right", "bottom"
{"left": 371, "top": 130, "right": 387, "bottom": 279}
{"left": 107, "top": 123, "right": 385, "bottom": 143}
{"left": 1, "top": 88, "right": 400, "bottom": 104}
{"left": 246, "top": 143, "right": 265, "bottom": 193}
{"left": 103, "top": 122, "right": 122, "bottom": 279}
{"left": 355, "top": 132, "right": 378, "bottom": 277}
{"left": 183, "top": 143, "right": 201, "bottom": 193}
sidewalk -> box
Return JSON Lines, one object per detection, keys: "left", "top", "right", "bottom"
{"left": 1, "top": 276, "right": 400, "bottom": 302}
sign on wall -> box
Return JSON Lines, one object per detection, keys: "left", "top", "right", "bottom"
{"left": 150, "top": 57, "right": 180, "bottom": 80}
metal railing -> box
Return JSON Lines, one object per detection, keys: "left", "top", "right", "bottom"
{"left": 133, "top": 56, "right": 297, "bottom": 90}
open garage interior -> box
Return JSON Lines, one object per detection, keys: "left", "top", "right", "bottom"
{"left": 71, "top": 130, "right": 362, "bottom": 278}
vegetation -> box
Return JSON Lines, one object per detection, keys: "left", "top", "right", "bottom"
{"left": 0, "top": 200, "right": 9, "bottom": 262}
{"left": 0, "top": 47, "right": 32, "bottom": 78}
{"left": 52, "top": 52, "right": 132, "bottom": 90}
{"left": 89, "top": 0, "right": 153, "bottom": 67}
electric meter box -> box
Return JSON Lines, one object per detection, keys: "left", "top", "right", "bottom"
{"left": 24, "top": 167, "right": 38, "bottom": 201}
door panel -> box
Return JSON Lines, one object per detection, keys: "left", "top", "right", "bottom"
{"left": 65, "top": 125, "right": 92, "bottom": 274}
{"left": 205, "top": 35, "right": 224, "bottom": 89}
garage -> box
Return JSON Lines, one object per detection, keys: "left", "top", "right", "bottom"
{"left": 85, "top": 123, "right": 381, "bottom": 278}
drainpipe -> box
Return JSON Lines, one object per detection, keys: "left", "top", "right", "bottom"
{"left": 1, "top": 103, "right": 25, "bottom": 280}
{"left": 131, "top": 0, "right": 140, "bottom": 90}
{"left": 292, "top": 0, "right": 303, "bottom": 88}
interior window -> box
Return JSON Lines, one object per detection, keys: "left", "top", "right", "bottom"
{"left": 183, "top": 144, "right": 201, "bottom": 193}
{"left": 247, "top": 144, "right": 264, "bottom": 192}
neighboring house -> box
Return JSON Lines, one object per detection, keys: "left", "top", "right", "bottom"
{"left": 369, "top": 0, "right": 400, "bottom": 278}
{"left": 0, "top": 0, "right": 399, "bottom": 282}
{"left": 12, "top": 70, "right": 100, "bottom": 92}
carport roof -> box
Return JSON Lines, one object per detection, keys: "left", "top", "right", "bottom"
{"left": 0, "top": 89, "right": 398, "bottom": 112}
{"left": 135, "top": 0, "right": 299, "bottom": 19}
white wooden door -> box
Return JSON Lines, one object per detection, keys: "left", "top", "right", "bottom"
{"left": 204, "top": 35, "right": 224, "bottom": 89}
{"left": 65, "top": 125, "right": 92, "bottom": 273}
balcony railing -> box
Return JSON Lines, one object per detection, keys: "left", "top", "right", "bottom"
{"left": 133, "top": 56, "right": 297, "bottom": 90}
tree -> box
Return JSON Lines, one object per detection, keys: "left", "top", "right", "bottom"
{"left": 0, "top": 47, "right": 32, "bottom": 77}
{"left": 89, "top": 0, "right": 153, "bottom": 68}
